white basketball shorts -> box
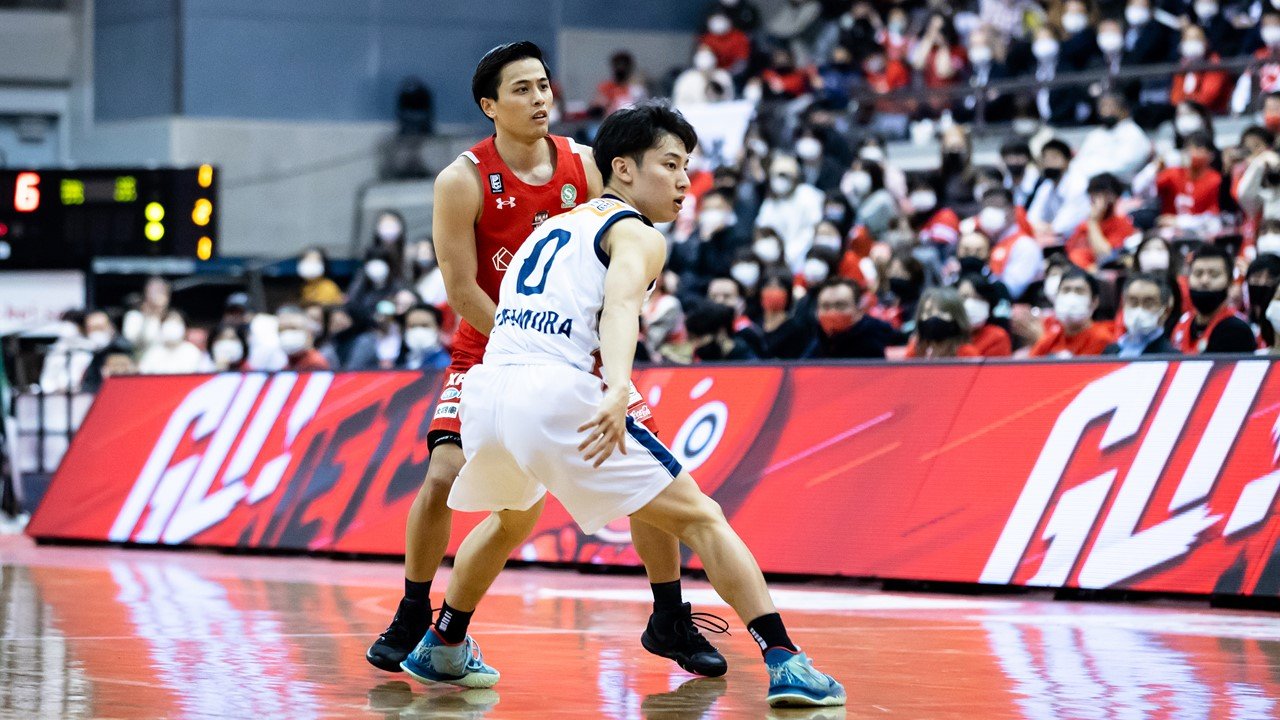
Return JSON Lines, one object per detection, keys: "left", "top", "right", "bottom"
{"left": 447, "top": 362, "right": 681, "bottom": 534}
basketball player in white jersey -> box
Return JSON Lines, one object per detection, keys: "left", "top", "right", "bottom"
{"left": 400, "top": 102, "right": 845, "bottom": 708}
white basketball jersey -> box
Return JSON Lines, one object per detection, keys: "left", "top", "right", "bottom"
{"left": 484, "top": 196, "right": 650, "bottom": 372}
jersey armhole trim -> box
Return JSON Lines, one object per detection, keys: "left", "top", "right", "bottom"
{"left": 593, "top": 210, "right": 653, "bottom": 268}
{"left": 461, "top": 151, "right": 480, "bottom": 164}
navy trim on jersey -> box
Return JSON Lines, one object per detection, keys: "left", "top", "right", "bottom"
{"left": 625, "top": 416, "right": 682, "bottom": 478}
{"left": 593, "top": 194, "right": 655, "bottom": 268}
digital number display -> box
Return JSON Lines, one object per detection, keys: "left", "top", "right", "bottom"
{"left": 0, "top": 167, "right": 217, "bottom": 269}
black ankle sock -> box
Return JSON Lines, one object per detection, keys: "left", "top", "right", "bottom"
{"left": 650, "top": 580, "right": 683, "bottom": 614}
{"left": 747, "top": 613, "right": 797, "bottom": 654}
{"left": 435, "top": 601, "right": 473, "bottom": 645}
{"left": 405, "top": 578, "right": 431, "bottom": 605}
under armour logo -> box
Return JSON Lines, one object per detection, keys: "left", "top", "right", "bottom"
{"left": 496, "top": 196, "right": 516, "bottom": 209}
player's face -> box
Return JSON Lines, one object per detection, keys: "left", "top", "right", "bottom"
{"left": 630, "top": 133, "right": 691, "bottom": 223}
{"left": 487, "top": 58, "right": 553, "bottom": 139}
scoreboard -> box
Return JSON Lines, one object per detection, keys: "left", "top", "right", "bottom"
{"left": 0, "top": 167, "right": 217, "bottom": 269}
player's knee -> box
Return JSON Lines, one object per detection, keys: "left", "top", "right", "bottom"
{"left": 421, "top": 462, "right": 460, "bottom": 499}
{"left": 672, "top": 495, "right": 726, "bottom": 541}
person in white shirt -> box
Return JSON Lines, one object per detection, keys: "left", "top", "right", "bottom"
{"left": 753, "top": 153, "right": 825, "bottom": 274}
{"left": 138, "top": 310, "right": 215, "bottom": 375}
{"left": 39, "top": 311, "right": 115, "bottom": 394}
{"left": 1066, "top": 92, "right": 1154, "bottom": 186}
{"left": 121, "top": 276, "right": 171, "bottom": 353}
{"left": 673, "top": 45, "right": 736, "bottom": 107}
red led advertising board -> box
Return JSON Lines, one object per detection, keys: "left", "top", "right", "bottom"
{"left": 27, "top": 359, "right": 1280, "bottom": 596}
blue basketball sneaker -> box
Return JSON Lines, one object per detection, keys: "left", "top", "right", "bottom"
{"left": 764, "top": 648, "right": 846, "bottom": 708}
{"left": 400, "top": 628, "right": 500, "bottom": 689}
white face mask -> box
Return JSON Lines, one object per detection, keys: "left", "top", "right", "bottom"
{"left": 1062, "top": 12, "right": 1088, "bottom": 33}
{"left": 1054, "top": 292, "right": 1093, "bottom": 324}
{"left": 279, "top": 329, "right": 309, "bottom": 355}
{"left": 1267, "top": 299, "right": 1280, "bottom": 329}
{"left": 1174, "top": 113, "right": 1204, "bottom": 135}
{"left": 694, "top": 49, "right": 717, "bottom": 71}
{"left": 376, "top": 217, "right": 402, "bottom": 243}
{"left": 964, "top": 297, "right": 991, "bottom": 327}
{"left": 844, "top": 170, "right": 873, "bottom": 197}
{"left": 161, "top": 320, "right": 186, "bottom": 345}
{"left": 753, "top": 239, "right": 782, "bottom": 264}
{"left": 1032, "top": 38, "right": 1059, "bottom": 60}
{"left": 1139, "top": 248, "right": 1171, "bottom": 271}
{"left": 802, "top": 258, "right": 829, "bottom": 285}
{"left": 796, "top": 137, "right": 823, "bottom": 161}
{"left": 698, "top": 208, "right": 733, "bottom": 236}
{"left": 968, "top": 45, "right": 994, "bottom": 65}
{"left": 1180, "top": 40, "right": 1206, "bottom": 60}
{"left": 1097, "top": 31, "right": 1124, "bottom": 52}
{"left": 1043, "top": 273, "right": 1062, "bottom": 302}
{"left": 1258, "top": 233, "right": 1280, "bottom": 257}
{"left": 769, "top": 175, "right": 794, "bottom": 196}
{"left": 1265, "top": 26, "right": 1280, "bottom": 47}
{"left": 813, "top": 233, "right": 843, "bottom": 252}
{"left": 978, "top": 206, "right": 1009, "bottom": 236}
{"left": 405, "top": 326, "right": 440, "bottom": 352}
{"left": 910, "top": 189, "right": 937, "bottom": 212}
{"left": 1125, "top": 5, "right": 1151, "bottom": 25}
{"left": 87, "top": 330, "right": 113, "bottom": 349}
{"left": 708, "top": 15, "right": 731, "bottom": 35}
{"left": 212, "top": 338, "right": 245, "bottom": 366}
{"left": 1194, "top": 1, "right": 1218, "bottom": 18}
{"left": 1124, "top": 306, "right": 1162, "bottom": 336}
{"left": 365, "top": 259, "right": 390, "bottom": 285}
{"left": 298, "top": 257, "right": 324, "bottom": 280}
{"left": 730, "top": 263, "right": 761, "bottom": 289}
{"left": 858, "top": 145, "right": 886, "bottom": 163}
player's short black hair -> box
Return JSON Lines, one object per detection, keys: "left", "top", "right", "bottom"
{"left": 593, "top": 100, "right": 698, "bottom": 185}
{"left": 472, "top": 41, "right": 550, "bottom": 111}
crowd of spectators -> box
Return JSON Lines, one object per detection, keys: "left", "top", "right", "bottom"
{"left": 28, "top": 0, "right": 1280, "bottom": 392}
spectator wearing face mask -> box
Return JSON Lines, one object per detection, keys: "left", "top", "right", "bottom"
{"left": 809, "top": 46, "right": 859, "bottom": 111}
{"left": 1121, "top": 0, "right": 1176, "bottom": 67}
{"left": 708, "top": 276, "right": 767, "bottom": 357}
{"left": 761, "top": 47, "right": 812, "bottom": 99}
{"left": 1144, "top": 131, "right": 1221, "bottom": 227}
{"left": 1001, "top": 142, "right": 1040, "bottom": 208}
{"left": 1030, "top": 267, "right": 1114, "bottom": 357}
{"left": 686, "top": 301, "right": 758, "bottom": 362}
{"left": 1093, "top": 18, "right": 1126, "bottom": 77}
{"left": 699, "top": 11, "right": 752, "bottom": 73}
{"left": 1170, "top": 25, "right": 1230, "bottom": 113}
{"left": 1028, "top": 26, "right": 1088, "bottom": 126}
{"left": 1133, "top": 235, "right": 1190, "bottom": 333}
{"left": 957, "top": 273, "right": 1014, "bottom": 357}
{"left": 806, "top": 278, "right": 896, "bottom": 359}
{"left": 878, "top": 250, "right": 926, "bottom": 334}
{"left": 139, "top": 310, "right": 215, "bottom": 374}
{"left": 758, "top": 270, "right": 813, "bottom": 359}
{"left": 347, "top": 247, "right": 409, "bottom": 318}
{"left": 978, "top": 187, "right": 1042, "bottom": 300}
{"left": 905, "top": 287, "right": 981, "bottom": 359}
{"left": 1070, "top": 93, "right": 1154, "bottom": 186}
{"left": 956, "top": 26, "right": 1015, "bottom": 125}
{"left": 296, "top": 247, "right": 344, "bottom": 307}
{"left": 674, "top": 44, "right": 737, "bottom": 106}
{"left": 39, "top": 310, "right": 112, "bottom": 394}
{"left": 1104, "top": 273, "right": 1179, "bottom": 356}
{"left": 671, "top": 190, "right": 747, "bottom": 302}
{"left": 1237, "top": 139, "right": 1280, "bottom": 229}
{"left": 910, "top": 13, "right": 968, "bottom": 107}
{"left": 370, "top": 209, "right": 408, "bottom": 275}
{"left": 398, "top": 304, "right": 450, "bottom": 371}
{"left": 318, "top": 306, "right": 372, "bottom": 370}
{"left": 83, "top": 340, "right": 138, "bottom": 392}
{"left": 1172, "top": 245, "right": 1260, "bottom": 353}
{"left": 209, "top": 323, "right": 251, "bottom": 372}
{"left": 276, "top": 305, "right": 331, "bottom": 371}
{"left": 1055, "top": 0, "right": 1098, "bottom": 69}
{"left": 934, "top": 126, "right": 980, "bottom": 213}
{"left": 122, "top": 276, "right": 172, "bottom": 353}
{"left": 706, "top": 0, "right": 760, "bottom": 33}
{"left": 755, "top": 154, "right": 825, "bottom": 273}
{"left": 1025, "top": 138, "right": 1089, "bottom": 241}
{"left": 1231, "top": 10, "right": 1280, "bottom": 115}
{"left": 1065, "top": 173, "right": 1136, "bottom": 270}
{"left": 592, "top": 51, "right": 649, "bottom": 117}
{"left": 1169, "top": 101, "right": 1216, "bottom": 155}
{"left": 794, "top": 128, "right": 843, "bottom": 192}
{"left": 408, "top": 237, "right": 448, "bottom": 309}
{"left": 911, "top": 181, "right": 959, "bottom": 246}
{"left": 1244, "top": 253, "right": 1280, "bottom": 348}
{"left": 643, "top": 271, "right": 688, "bottom": 362}
{"left": 842, "top": 161, "right": 898, "bottom": 237}
{"left": 862, "top": 45, "right": 911, "bottom": 107}
{"left": 1189, "top": 0, "right": 1240, "bottom": 60}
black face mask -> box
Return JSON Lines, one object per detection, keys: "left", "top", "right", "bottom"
{"left": 613, "top": 67, "right": 630, "bottom": 82}
{"left": 1005, "top": 162, "right": 1027, "bottom": 179}
{"left": 696, "top": 339, "right": 725, "bottom": 361}
{"left": 1041, "top": 167, "right": 1064, "bottom": 182}
{"left": 1248, "top": 283, "right": 1278, "bottom": 319}
{"left": 1100, "top": 115, "right": 1120, "bottom": 129}
{"left": 941, "top": 151, "right": 966, "bottom": 172}
{"left": 1189, "top": 287, "right": 1229, "bottom": 315}
{"left": 918, "top": 316, "right": 962, "bottom": 341}
{"left": 958, "top": 256, "right": 988, "bottom": 275}
{"left": 889, "top": 277, "right": 920, "bottom": 302}
{"left": 775, "top": 63, "right": 795, "bottom": 74}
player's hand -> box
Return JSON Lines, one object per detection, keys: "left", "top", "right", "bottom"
{"left": 577, "top": 387, "right": 629, "bottom": 468}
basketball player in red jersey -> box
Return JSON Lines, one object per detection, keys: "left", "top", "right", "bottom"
{"left": 367, "top": 41, "right": 726, "bottom": 678}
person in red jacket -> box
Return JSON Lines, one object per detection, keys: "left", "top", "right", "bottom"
{"left": 956, "top": 272, "right": 1012, "bottom": 357}
{"left": 1154, "top": 131, "right": 1221, "bottom": 221}
{"left": 699, "top": 12, "right": 751, "bottom": 72}
{"left": 1171, "top": 244, "right": 1260, "bottom": 353}
{"left": 1170, "top": 24, "right": 1230, "bottom": 113}
{"left": 1030, "top": 267, "right": 1115, "bottom": 357}
{"left": 1065, "top": 173, "right": 1135, "bottom": 270}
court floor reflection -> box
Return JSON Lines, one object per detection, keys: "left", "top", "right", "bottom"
{"left": 2, "top": 535, "right": 1279, "bottom": 719}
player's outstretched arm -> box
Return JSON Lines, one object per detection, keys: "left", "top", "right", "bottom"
{"left": 577, "top": 218, "right": 666, "bottom": 467}
{"left": 433, "top": 158, "right": 498, "bottom": 335}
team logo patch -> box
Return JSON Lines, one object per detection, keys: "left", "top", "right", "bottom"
{"left": 532, "top": 210, "right": 549, "bottom": 229}
{"left": 434, "top": 404, "right": 460, "bottom": 419}
{"left": 496, "top": 196, "right": 516, "bottom": 210}
{"left": 493, "top": 248, "right": 514, "bottom": 272}
{"left": 488, "top": 173, "right": 504, "bottom": 194}
{"left": 441, "top": 388, "right": 461, "bottom": 401}
{"left": 560, "top": 183, "right": 577, "bottom": 208}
